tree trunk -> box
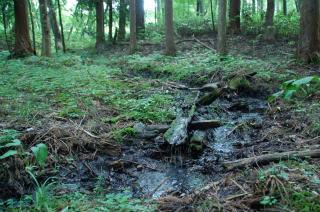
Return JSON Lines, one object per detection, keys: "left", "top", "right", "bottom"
{"left": 210, "top": 0, "right": 215, "bottom": 30}
{"left": 57, "top": 0, "right": 66, "bottom": 52}
{"left": 156, "top": 0, "right": 161, "bottom": 23}
{"left": 130, "top": 0, "right": 137, "bottom": 53}
{"left": 218, "top": 0, "right": 227, "bottom": 55}
{"left": 252, "top": 0, "right": 256, "bottom": 14}
{"left": 295, "top": 0, "right": 301, "bottom": 13}
{"left": 2, "top": 2, "right": 10, "bottom": 51}
{"left": 12, "top": 0, "right": 33, "bottom": 57}
{"left": 265, "top": 0, "right": 274, "bottom": 26}
{"left": 27, "top": 0, "right": 36, "bottom": 55}
{"left": 196, "top": 0, "right": 204, "bottom": 16}
{"left": 47, "top": 0, "right": 62, "bottom": 52}
{"left": 164, "top": 0, "right": 176, "bottom": 56}
{"left": 229, "top": 0, "right": 241, "bottom": 34}
{"left": 298, "top": 0, "right": 320, "bottom": 63}
{"left": 136, "top": 0, "right": 145, "bottom": 38}
{"left": 95, "top": 0, "right": 105, "bottom": 50}
{"left": 108, "top": 0, "right": 113, "bottom": 41}
{"left": 283, "top": 0, "right": 287, "bottom": 16}
{"left": 118, "top": 0, "right": 126, "bottom": 41}
{"left": 39, "top": 0, "right": 51, "bottom": 57}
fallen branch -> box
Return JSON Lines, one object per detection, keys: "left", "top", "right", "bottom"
{"left": 189, "top": 120, "right": 222, "bottom": 130}
{"left": 223, "top": 149, "right": 320, "bottom": 171}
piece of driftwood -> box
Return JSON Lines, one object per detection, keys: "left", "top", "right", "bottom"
{"left": 164, "top": 93, "right": 199, "bottom": 146}
{"left": 196, "top": 88, "right": 223, "bottom": 106}
{"left": 223, "top": 149, "right": 320, "bottom": 171}
{"left": 188, "top": 120, "right": 222, "bottom": 130}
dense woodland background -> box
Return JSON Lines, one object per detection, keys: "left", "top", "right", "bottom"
{"left": 0, "top": 0, "right": 320, "bottom": 211}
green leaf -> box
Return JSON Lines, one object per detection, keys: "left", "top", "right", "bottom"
{"left": 0, "top": 139, "right": 21, "bottom": 149}
{"left": 292, "top": 76, "right": 315, "bottom": 86}
{"left": 31, "top": 143, "right": 48, "bottom": 167}
{"left": 0, "top": 150, "right": 18, "bottom": 160}
{"left": 268, "top": 91, "right": 284, "bottom": 102}
{"left": 283, "top": 90, "right": 296, "bottom": 100}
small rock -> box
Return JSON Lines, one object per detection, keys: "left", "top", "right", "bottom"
{"left": 136, "top": 165, "right": 143, "bottom": 171}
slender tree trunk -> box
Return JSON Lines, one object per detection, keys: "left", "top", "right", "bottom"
{"left": 210, "top": 0, "right": 215, "bottom": 30}
{"left": 283, "top": 0, "right": 287, "bottom": 16}
{"left": 12, "top": 0, "right": 33, "bottom": 57}
{"left": 229, "top": 0, "right": 241, "bottom": 34}
{"left": 265, "top": 0, "right": 275, "bottom": 27}
{"left": 136, "top": 0, "right": 145, "bottom": 38}
{"left": 27, "top": 0, "right": 36, "bottom": 55}
{"left": 258, "top": 0, "right": 264, "bottom": 13}
{"left": 130, "top": 0, "right": 137, "bottom": 53}
{"left": 197, "top": 0, "right": 204, "bottom": 16}
{"left": 118, "top": 0, "right": 126, "bottom": 41}
{"left": 298, "top": 0, "right": 320, "bottom": 63}
{"left": 164, "top": 0, "right": 176, "bottom": 56}
{"left": 95, "top": 0, "right": 105, "bottom": 50}
{"left": 252, "top": 0, "right": 256, "bottom": 14}
{"left": 218, "top": 0, "right": 227, "bottom": 55}
{"left": 1, "top": 2, "right": 10, "bottom": 51}
{"left": 47, "top": 0, "right": 62, "bottom": 52}
{"left": 39, "top": 0, "right": 51, "bottom": 57}
{"left": 295, "top": 0, "right": 301, "bottom": 13}
{"left": 108, "top": 0, "right": 113, "bottom": 41}
{"left": 156, "top": 0, "right": 161, "bottom": 23}
{"left": 57, "top": 0, "right": 66, "bottom": 52}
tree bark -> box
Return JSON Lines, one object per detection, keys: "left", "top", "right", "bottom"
{"left": 47, "top": 0, "right": 62, "bottom": 52}
{"left": 283, "top": 0, "right": 287, "bottom": 16}
{"left": 136, "top": 0, "right": 145, "bottom": 38}
{"left": 39, "top": 0, "right": 51, "bottom": 57}
{"left": 229, "top": 0, "right": 241, "bottom": 34}
{"left": 95, "top": 0, "right": 105, "bottom": 50}
{"left": 108, "top": 0, "right": 113, "bottom": 41}
{"left": 156, "top": 0, "right": 161, "bottom": 23}
{"left": 118, "top": 0, "right": 126, "bottom": 41}
{"left": 12, "top": 0, "right": 33, "bottom": 57}
{"left": 252, "top": 0, "right": 256, "bottom": 14}
{"left": 57, "top": 0, "right": 66, "bottom": 52}
{"left": 164, "top": 0, "right": 176, "bottom": 56}
{"left": 265, "top": 0, "right": 275, "bottom": 27}
{"left": 298, "top": 0, "right": 320, "bottom": 63}
{"left": 209, "top": 0, "right": 215, "bottom": 31}
{"left": 218, "top": 0, "right": 227, "bottom": 55}
{"left": 196, "top": 0, "right": 204, "bottom": 16}
{"left": 130, "top": 0, "right": 137, "bottom": 53}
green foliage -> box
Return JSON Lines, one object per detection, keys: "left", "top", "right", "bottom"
{"left": 0, "top": 129, "right": 21, "bottom": 160}
{"left": 289, "top": 191, "right": 320, "bottom": 212}
{"left": 31, "top": 143, "right": 48, "bottom": 168}
{"left": 260, "top": 196, "right": 278, "bottom": 206}
{"left": 269, "top": 76, "right": 320, "bottom": 102}
{"left": 112, "top": 127, "right": 136, "bottom": 143}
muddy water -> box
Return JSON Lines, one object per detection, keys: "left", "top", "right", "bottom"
{"left": 59, "top": 96, "right": 267, "bottom": 198}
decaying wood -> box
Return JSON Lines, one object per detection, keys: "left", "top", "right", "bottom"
{"left": 196, "top": 88, "right": 223, "bottom": 106}
{"left": 223, "top": 149, "right": 320, "bottom": 171}
{"left": 189, "top": 120, "right": 222, "bottom": 130}
{"left": 164, "top": 92, "right": 199, "bottom": 145}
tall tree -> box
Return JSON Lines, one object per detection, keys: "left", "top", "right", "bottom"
{"left": 27, "top": 0, "right": 36, "bottom": 55}
{"left": 95, "top": 0, "right": 105, "bottom": 49}
{"left": 12, "top": 0, "right": 33, "bottom": 57}
{"left": 218, "top": 0, "right": 227, "bottom": 55}
{"left": 265, "top": 0, "right": 275, "bottom": 27}
{"left": 156, "top": 0, "right": 161, "bottom": 23}
{"left": 108, "top": 0, "right": 113, "bottom": 41}
{"left": 136, "top": 0, "right": 145, "bottom": 37}
{"left": 57, "top": 0, "right": 66, "bottom": 52}
{"left": 209, "top": 0, "right": 215, "bottom": 30}
{"left": 39, "top": 0, "right": 51, "bottom": 57}
{"left": 229, "top": 0, "right": 241, "bottom": 34}
{"left": 47, "top": 0, "right": 63, "bottom": 51}
{"left": 283, "top": 0, "right": 287, "bottom": 16}
{"left": 164, "top": 0, "right": 176, "bottom": 56}
{"left": 252, "top": 0, "right": 256, "bottom": 14}
{"left": 298, "top": 0, "right": 320, "bottom": 63}
{"left": 196, "top": 0, "right": 204, "bottom": 16}
{"left": 130, "top": 0, "right": 137, "bottom": 53}
{"left": 118, "top": 0, "right": 126, "bottom": 41}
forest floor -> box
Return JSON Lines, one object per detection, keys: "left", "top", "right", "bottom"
{"left": 0, "top": 35, "right": 320, "bottom": 211}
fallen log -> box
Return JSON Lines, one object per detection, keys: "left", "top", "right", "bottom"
{"left": 196, "top": 88, "right": 223, "bottom": 106}
{"left": 223, "top": 149, "right": 320, "bottom": 171}
{"left": 188, "top": 120, "right": 222, "bottom": 130}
